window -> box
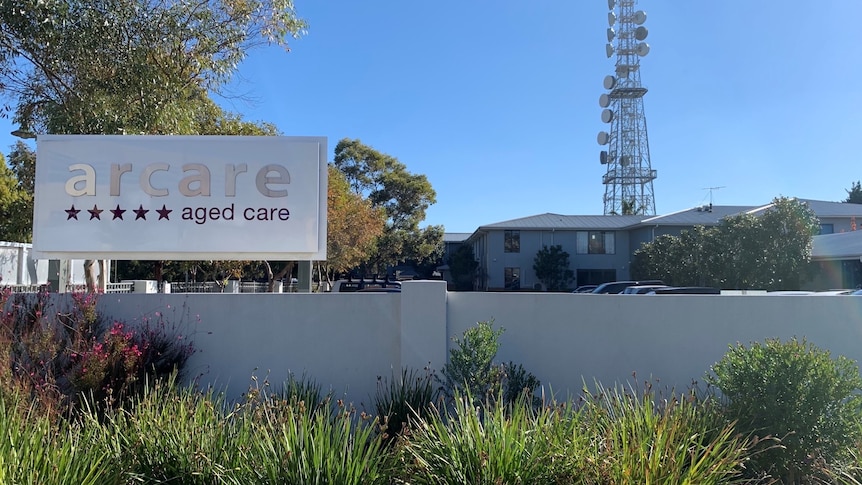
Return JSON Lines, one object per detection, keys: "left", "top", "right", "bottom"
{"left": 819, "top": 224, "right": 834, "bottom": 235}
{"left": 504, "top": 267, "right": 520, "bottom": 290}
{"left": 576, "top": 231, "right": 615, "bottom": 254}
{"left": 577, "top": 269, "right": 616, "bottom": 286}
{"left": 504, "top": 230, "right": 520, "bottom": 253}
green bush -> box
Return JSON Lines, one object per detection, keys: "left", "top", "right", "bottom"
{"left": 579, "top": 382, "right": 753, "bottom": 484}
{"left": 707, "top": 337, "right": 862, "bottom": 483}
{"left": 440, "top": 320, "right": 539, "bottom": 406}
{"left": 374, "top": 366, "right": 439, "bottom": 446}
{"left": 0, "top": 392, "right": 118, "bottom": 485}
{"left": 396, "top": 390, "right": 568, "bottom": 484}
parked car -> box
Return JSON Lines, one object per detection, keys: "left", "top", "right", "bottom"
{"left": 647, "top": 286, "right": 720, "bottom": 295}
{"left": 572, "top": 285, "right": 598, "bottom": 293}
{"left": 329, "top": 278, "right": 402, "bottom": 293}
{"left": 622, "top": 284, "right": 670, "bottom": 294}
{"left": 591, "top": 280, "right": 665, "bottom": 294}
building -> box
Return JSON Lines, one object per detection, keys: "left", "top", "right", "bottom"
{"left": 464, "top": 199, "right": 862, "bottom": 291}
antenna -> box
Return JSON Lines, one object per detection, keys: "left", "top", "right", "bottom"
{"left": 702, "top": 186, "right": 726, "bottom": 206}
{"left": 597, "top": 0, "right": 657, "bottom": 216}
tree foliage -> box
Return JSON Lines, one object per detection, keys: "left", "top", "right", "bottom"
{"left": 631, "top": 197, "right": 819, "bottom": 290}
{"left": 0, "top": 0, "right": 306, "bottom": 135}
{"left": 0, "top": 143, "right": 36, "bottom": 242}
{"left": 845, "top": 181, "right": 862, "bottom": 204}
{"left": 332, "top": 138, "right": 443, "bottom": 273}
{"left": 324, "top": 166, "right": 386, "bottom": 280}
{"left": 448, "top": 245, "right": 479, "bottom": 291}
{"left": 708, "top": 338, "right": 862, "bottom": 482}
{"left": 532, "top": 245, "right": 574, "bottom": 291}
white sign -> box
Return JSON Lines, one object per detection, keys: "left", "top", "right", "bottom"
{"left": 32, "top": 135, "right": 327, "bottom": 260}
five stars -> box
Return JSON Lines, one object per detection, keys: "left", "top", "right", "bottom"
{"left": 68, "top": 204, "right": 177, "bottom": 222}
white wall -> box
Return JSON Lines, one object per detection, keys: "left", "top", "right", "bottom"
{"left": 90, "top": 282, "right": 862, "bottom": 405}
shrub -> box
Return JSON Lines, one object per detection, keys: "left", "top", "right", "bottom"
{"left": 0, "top": 391, "right": 119, "bottom": 484}
{"left": 0, "top": 289, "right": 195, "bottom": 418}
{"left": 374, "top": 366, "right": 439, "bottom": 445}
{"left": 440, "top": 320, "right": 539, "bottom": 406}
{"left": 396, "top": 390, "right": 566, "bottom": 484}
{"left": 579, "top": 382, "right": 754, "bottom": 484}
{"left": 707, "top": 337, "right": 862, "bottom": 482}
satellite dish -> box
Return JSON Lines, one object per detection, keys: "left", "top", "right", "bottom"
{"left": 606, "top": 27, "right": 615, "bottom": 42}
{"left": 605, "top": 43, "right": 614, "bottom": 58}
{"left": 598, "top": 93, "right": 610, "bottom": 108}
{"left": 597, "top": 131, "right": 609, "bottom": 145}
{"left": 608, "top": 12, "right": 616, "bottom": 26}
{"left": 615, "top": 65, "right": 628, "bottom": 78}
{"left": 603, "top": 75, "right": 616, "bottom": 90}
{"left": 636, "top": 42, "right": 650, "bottom": 56}
{"left": 601, "top": 109, "right": 614, "bottom": 123}
{"left": 633, "top": 10, "right": 647, "bottom": 25}
{"left": 607, "top": 0, "right": 615, "bottom": 9}
{"left": 600, "top": 151, "right": 608, "bottom": 164}
{"left": 635, "top": 26, "right": 649, "bottom": 41}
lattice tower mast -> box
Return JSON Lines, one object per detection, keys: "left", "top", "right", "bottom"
{"left": 597, "top": 0, "right": 657, "bottom": 215}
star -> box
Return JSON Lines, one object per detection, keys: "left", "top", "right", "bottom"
{"left": 88, "top": 205, "right": 103, "bottom": 220}
{"left": 111, "top": 205, "right": 126, "bottom": 220}
{"left": 65, "top": 205, "right": 80, "bottom": 220}
{"left": 156, "top": 204, "right": 172, "bottom": 220}
{"left": 133, "top": 204, "right": 149, "bottom": 221}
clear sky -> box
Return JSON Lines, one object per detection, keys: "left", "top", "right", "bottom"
{"left": 3, "top": 0, "right": 861, "bottom": 233}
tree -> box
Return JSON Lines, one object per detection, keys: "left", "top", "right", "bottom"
{"left": 631, "top": 197, "right": 819, "bottom": 290}
{"left": 322, "top": 166, "right": 386, "bottom": 282}
{"left": 449, "top": 245, "right": 479, "bottom": 291}
{"left": 0, "top": 144, "right": 35, "bottom": 242}
{"left": 0, "top": 0, "right": 306, "bottom": 136}
{"left": 532, "top": 245, "right": 574, "bottom": 291}
{"left": 332, "top": 139, "right": 443, "bottom": 273}
{"left": 845, "top": 181, "right": 862, "bottom": 204}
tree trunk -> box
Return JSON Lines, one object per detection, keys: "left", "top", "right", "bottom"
{"left": 83, "top": 259, "right": 96, "bottom": 293}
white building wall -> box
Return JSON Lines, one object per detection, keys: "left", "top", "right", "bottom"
{"left": 85, "top": 281, "right": 862, "bottom": 404}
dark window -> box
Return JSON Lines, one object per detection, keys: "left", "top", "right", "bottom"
{"left": 504, "top": 230, "right": 520, "bottom": 253}
{"left": 576, "top": 269, "right": 616, "bottom": 286}
{"left": 576, "top": 231, "right": 615, "bottom": 254}
{"left": 504, "top": 267, "right": 520, "bottom": 290}
{"left": 819, "top": 224, "right": 834, "bottom": 235}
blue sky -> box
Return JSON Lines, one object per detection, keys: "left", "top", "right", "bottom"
{"left": 3, "top": 0, "right": 861, "bottom": 233}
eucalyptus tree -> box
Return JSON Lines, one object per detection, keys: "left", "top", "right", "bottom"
{"left": 0, "top": 0, "right": 306, "bottom": 135}
{"left": 333, "top": 138, "right": 443, "bottom": 274}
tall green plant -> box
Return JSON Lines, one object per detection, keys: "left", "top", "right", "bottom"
{"left": 440, "top": 320, "right": 540, "bottom": 406}
{"left": 707, "top": 337, "right": 862, "bottom": 483}
{"left": 580, "top": 383, "right": 754, "bottom": 484}
{"left": 374, "top": 367, "right": 439, "bottom": 446}
{"left": 397, "top": 390, "right": 566, "bottom": 484}
{"left": 0, "top": 393, "right": 119, "bottom": 484}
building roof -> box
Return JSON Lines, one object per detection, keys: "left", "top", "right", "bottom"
{"left": 800, "top": 199, "right": 862, "bottom": 218}
{"left": 443, "top": 233, "right": 472, "bottom": 243}
{"left": 812, "top": 230, "right": 862, "bottom": 260}
{"left": 637, "top": 205, "right": 758, "bottom": 226}
{"left": 478, "top": 213, "right": 644, "bottom": 230}
{"left": 464, "top": 199, "right": 859, "bottom": 243}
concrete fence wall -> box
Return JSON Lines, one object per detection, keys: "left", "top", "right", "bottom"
{"left": 92, "top": 281, "right": 862, "bottom": 405}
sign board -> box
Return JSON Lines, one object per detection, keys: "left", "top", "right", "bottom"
{"left": 32, "top": 135, "right": 327, "bottom": 260}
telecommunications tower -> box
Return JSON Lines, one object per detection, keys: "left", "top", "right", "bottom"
{"left": 597, "top": 0, "right": 657, "bottom": 215}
